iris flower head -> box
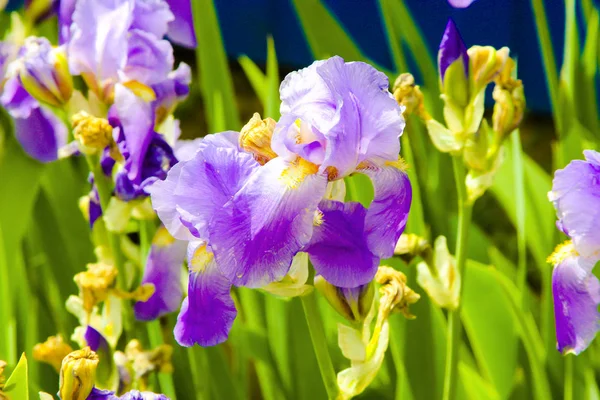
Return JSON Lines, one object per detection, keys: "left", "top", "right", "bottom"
{"left": 149, "top": 56, "right": 412, "bottom": 347}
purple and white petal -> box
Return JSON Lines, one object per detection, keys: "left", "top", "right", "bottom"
{"left": 1, "top": 75, "right": 38, "bottom": 119}
{"left": 550, "top": 151, "right": 600, "bottom": 259}
{"left": 305, "top": 200, "right": 379, "bottom": 288}
{"left": 113, "top": 83, "right": 155, "bottom": 184}
{"left": 84, "top": 325, "right": 109, "bottom": 353}
{"left": 165, "top": 0, "right": 196, "bottom": 48}
{"left": 68, "top": 0, "right": 134, "bottom": 84}
{"left": 13, "top": 106, "right": 67, "bottom": 163}
{"left": 134, "top": 227, "right": 187, "bottom": 321}
{"left": 174, "top": 242, "right": 236, "bottom": 347}
{"left": 552, "top": 254, "right": 600, "bottom": 355}
{"left": 121, "top": 29, "right": 174, "bottom": 85}
{"left": 361, "top": 162, "right": 412, "bottom": 259}
{"left": 208, "top": 157, "right": 328, "bottom": 287}
{"left": 132, "top": 0, "right": 174, "bottom": 38}
{"left": 147, "top": 137, "right": 259, "bottom": 241}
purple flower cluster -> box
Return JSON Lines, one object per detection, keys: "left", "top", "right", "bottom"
{"left": 148, "top": 56, "right": 412, "bottom": 347}
{"left": 550, "top": 150, "right": 600, "bottom": 354}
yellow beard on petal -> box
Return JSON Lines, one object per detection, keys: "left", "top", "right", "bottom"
{"left": 547, "top": 240, "right": 578, "bottom": 266}
{"left": 190, "top": 245, "right": 214, "bottom": 273}
{"left": 280, "top": 157, "right": 319, "bottom": 189}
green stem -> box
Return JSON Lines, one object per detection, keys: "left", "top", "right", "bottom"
{"left": 564, "top": 355, "right": 573, "bottom": 400}
{"left": 301, "top": 292, "right": 339, "bottom": 400}
{"left": 511, "top": 131, "right": 528, "bottom": 309}
{"left": 442, "top": 156, "right": 473, "bottom": 400}
{"left": 85, "top": 155, "right": 132, "bottom": 334}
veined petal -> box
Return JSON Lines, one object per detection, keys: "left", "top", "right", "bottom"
{"left": 305, "top": 200, "right": 379, "bottom": 288}
{"left": 174, "top": 242, "right": 236, "bottom": 347}
{"left": 361, "top": 161, "right": 412, "bottom": 259}
{"left": 132, "top": 0, "right": 174, "bottom": 38}
{"left": 14, "top": 105, "right": 67, "bottom": 163}
{"left": 121, "top": 29, "right": 174, "bottom": 85}
{"left": 550, "top": 151, "right": 600, "bottom": 259}
{"left": 148, "top": 138, "right": 259, "bottom": 241}
{"left": 134, "top": 226, "right": 187, "bottom": 321}
{"left": 114, "top": 83, "right": 155, "bottom": 184}
{"left": 165, "top": 0, "right": 197, "bottom": 48}
{"left": 552, "top": 252, "right": 600, "bottom": 355}
{"left": 68, "top": 0, "right": 134, "bottom": 83}
{"left": 208, "top": 157, "right": 328, "bottom": 287}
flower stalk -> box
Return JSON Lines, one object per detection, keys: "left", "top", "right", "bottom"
{"left": 442, "top": 156, "right": 473, "bottom": 400}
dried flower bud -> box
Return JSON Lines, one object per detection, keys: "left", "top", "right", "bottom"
{"left": 239, "top": 113, "right": 277, "bottom": 164}
{"left": 124, "top": 340, "right": 173, "bottom": 387}
{"left": 74, "top": 263, "right": 118, "bottom": 313}
{"left": 59, "top": 347, "right": 99, "bottom": 400}
{"left": 394, "top": 233, "right": 432, "bottom": 265}
{"left": 375, "top": 266, "right": 420, "bottom": 319}
{"left": 71, "top": 111, "right": 113, "bottom": 152}
{"left": 417, "top": 236, "right": 461, "bottom": 310}
{"left": 315, "top": 275, "right": 375, "bottom": 324}
{"left": 468, "top": 46, "right": 509, "bottom": 91}
{"left": 33, "top": 335, "right": 74, "bottom": 372}
{"left": 392, "top": 73, "right": 430, "bottom": 120}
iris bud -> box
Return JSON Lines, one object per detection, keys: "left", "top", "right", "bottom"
{"left": 72, "top": 111, "right": 114, "bottom": 153}
{"left": 59, "top": 347, "right": 99, "bottom": 400}
{"left": 416, "top": 236, "right": 460, "bottom": 310}
{"left": 468, "top": 45, "right": 509, "bottom": 92}
{"left": 33, "top": 335, "right": 74, "bottom": 372}
{"left": 17, "top": 37, "right": 73, "bottom": 107}
{"left": 438, "top": 19, "right": 469, "bottom": 107}
{"left": 74, "top": 263, "right": 118, "bottom": 313}
{"left": 392, "top": 73, "right": 430, "bottom": 120}
{"left": 315, "top": 276, "right": 375, "bottom": 324}
{"left": 239, "top": 112, "right": 277, "bottom": 164}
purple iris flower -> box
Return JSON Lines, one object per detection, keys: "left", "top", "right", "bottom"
{"left": 549, "top": 150, "right": 600, "bottom": 354}
{"left": 164, "top": 0, "right": 196, "bottom": 48}
{"left": 438, "top": 18, "right": 469, "bottom": 81}
{"left": 134, "top": 226, "right": 187, "bottom": 321}
{"left": 0, "top": 75, "right": 67, "bottom": 162}
{"left": 87, "top": 387, "right": 168, "bottom": 400}
{"left": 447, "top": 0, "right": 477, "bottom": 8}
{"left": 149, "top": 57, "right": 411, "bottom": 347}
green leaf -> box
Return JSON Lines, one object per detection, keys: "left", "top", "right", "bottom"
{"left": 265, "top": 36, "right": 280, "bottom": 120}
{"left": 238, "top": 55, "right": 267, "bottom": 106}
{"left": 291, "top": 0, "right": 363, "bottom": 62}
{"left": 4, "top": 353, "right": 29, "bottom": 400}
{"left": 459, "top": 362, "right": 500, "bottom": 400}
{"left": 462, "top": 262, "right": 518, "bottom": 399}
{"left": 191, "top": 0, "right": 239, "bottom": 131}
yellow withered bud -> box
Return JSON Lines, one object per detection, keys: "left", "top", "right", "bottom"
{"left": 492, "top": 57, "right": 525, "bottom": 138}
{"left": 74, "top": 263, "right": 118, "bottom": 313}
{"left": 393, "top": 73, "right": 430, "bottom": 120}
{"left": 468, "top": 46, "right": 509, "bottom": 91}
{"left": 0, "top": 360, "right": 6, "bottom": 391}
{"left": 59, "top": 347, "right": 99, "bottom": 400}
{"left": 239, "top": 113, "right": 277, "bottom": 164}
{"left": 124, "top": 340, "right": 173, "bottom": 386}
{"left": 71, "top": 111, "right": 113, "bottom": 152}
{"left": 393, "top": 233, "right": 433, "bottom": 266}
{"left": 33, "top": 335, "right": 74, "bottom": 372}
{"left": 375, "top": 266, "right": 420, "bottom": 319}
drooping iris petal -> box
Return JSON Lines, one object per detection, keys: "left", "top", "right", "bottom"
{"left": 131, "top": 0, "right": 174, "bottom": 38}
{"left": 174, "top": 242, "right": 236, "bottom": 347}
{"left": 120, "top": 29, "right": 174, "bottom": 85}
{"left": 447, "top": 0, "right": 476, "bottom": 8}
{"left": 114, "top": 83, "right": 155, "bottom": 184}
{"left": 152, "top": 62, "right": 191, "bottom": 118}
{"left": 552, "top": 253, "right": 600, "bottom": 355}
{"left": 83, "top": 325, "right": 109, "bottom": 353}
{"left": 134, "top": 226, "right": 187, "bottom": 321}
{"left": 361, "top": 162, "right": 412, "bottom": 259}
{"left": 165, "top": 0, "right": 197, "bottom": 48}
{"left": 305, "top": 200, "right": 379, "bottom": 288}
{"left": 148, "top": 137, "right": 259, "bottom": 241}
{"left": 1, "top": 75, "right": 38, "bottom": 118}
{"left": 13, "top": 105, "right": 67, "bottom": 163}
{"left": 208, "top": 157, "right": 328, "bottom": 287}
{"left": 275, "top": 56, "right": 405, "bottom": 178}
{"left": 550, "top": 150, "right": 600, "bottom": 259}
{"left": 68, "top": 0, "right": 134, "bottom": 84}
{"left": 87, "top": 387, "right": 117, "bottom": 400}
{"left": 438, "top": 18, "right": 469, "bottom": 81}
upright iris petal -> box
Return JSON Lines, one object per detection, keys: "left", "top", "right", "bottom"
{"left": 134, "top": 226, "right": 187, "bottom": 321}
{"left": 165, "top": 0, "right": 197, "bottom": 48}
{"left": 438, "top": 18, "right": 469, "bottom": 82}
{"left": 174, "top": 241, "right": 236, "bottom": 347}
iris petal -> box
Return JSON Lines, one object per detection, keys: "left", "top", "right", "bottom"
{"left": 134, "top": 227, "right": 187, "bottom": 321}
{"left": 305, "top": 200, "right": 379, "bottom": 288}
{"left": 208, "top": 157, "right": 327, "bottom": 287}
{"left": 174, "top": 242, "right": 236, "bottom": 347}
{"left": 552, "top": 254, "right": 600, "bottom": 354}
{"left": 362, "top": 162, "right": 412, "bottom": 259}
